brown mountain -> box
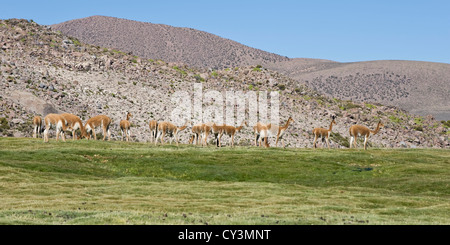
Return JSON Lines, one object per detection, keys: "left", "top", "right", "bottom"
{"left": 50, "top": 15, "right": 289, "bottom": 70}
{"left": 266, "top": 59, "right": 450, "bottom": 121}
{"left": 50, "top": 16, "right": 450, "bottom": 120}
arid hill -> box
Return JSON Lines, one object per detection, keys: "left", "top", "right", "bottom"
{"left": 1, "top": 19, "right": 448, "bottom": 148}
{"left": 51, "top": 15, "right": 289, "bottom": 70}
{"left": 51, "top": 16, "right": 450, "bottom": 120}
{"left": 266, "top": 59, "right": 450, "bottom": 121}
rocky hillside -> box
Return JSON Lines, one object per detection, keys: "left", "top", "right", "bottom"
{"left": 266, "top": 59, "right": 450, "bottom": 121}
{"left": 1, "top": 19, "right": 449, "bottom": 148}
{"left": 51, "top": 16, "right": 450, "bottom": 121}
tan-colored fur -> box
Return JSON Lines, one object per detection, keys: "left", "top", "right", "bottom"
{"left": 32, "top": 116, "right": 42, "bottom": 138}
{"left": 219, "top": 121, "right": 248, "bottom": 147}
{"left": 149, "top": 120, "right": 158, "bottom": 143}
{"left": 85, "top": 115, "right": 112, "bottom": 141}
{"left": 201, "top": 124, "right": 212, "bottom": 146}
{"left": 120, "top": 112, "right": 132, "bottom": 141}
{"left": 155, "top": 121, "right": 188, "bottom": 146}
{"left": 189, "top": 124, "right": 203, "bottom": 145}
{"left": 43, "top": 113, "right": 67, "bottom": 142}
{"left": 60, "top": 113, "right": 86, "bottom": 140}
{"left": 253, "top": 122, "right": 270, "bottom": 148}
{"left": 274, "top": 117, "right": 294, "bottom": 148}
{"left": 189, "top": 123, "right": 212, "bottom": 146}
{"left": 205, "top": 122, "right": 226, "bottom": 147}
{"left": 313, "top": 116, "right": 336, "bottom": 149}
{"left": 253, "top": 117, "right": 294, "bottom": 148}
{"left": 349, "top": 121, "right": 384, "bottom": 150}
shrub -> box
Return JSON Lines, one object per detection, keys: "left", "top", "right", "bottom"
{"left": 71, "top": 38, "right": 81, "bottom": 46}
{"left": 339, "top": 101, "right": 361, "bottom": 111}
{"left": 441, "top": 120, "right": 450, "bottom": 128}
{"left": 330, "top": 132, "right": 350, "bottom": 148}
{"left": 277, "top": 84, "right": 286, "bottom": 90}
{"left": 194, "top": 74, "right": 204, "bottom": 82}
{"left": 389, "top": 115, "right": 401, "bottom": 124}
{"left": 414, "top": 117, "right": 423, "bottom": 126}
{"left": 0, "top": 117, "right": 10, "bottom": 133}
{"left": 173, "top": 66, "right": 187, "bottom": 76}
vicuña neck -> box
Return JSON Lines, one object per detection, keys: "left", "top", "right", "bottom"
{"left": 370, "top": 122, "right": 381, "bottom": 135}
{"left": 328, "top": 120, "right": 335, "bottom": 132}
{"left": 283, "top": 118, "right": 292, "bottom": 129}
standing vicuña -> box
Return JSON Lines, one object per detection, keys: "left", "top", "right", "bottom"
{"left": 85, "top": 115, "right": 112, "bottom": 141}
{"left": 155, "top": 121, "right": 188, "bottom": 146}
{"left": 205, "top": 122, "right": 225, "bottom": 147}
{"left": 32, "top": 116, "right": 42, "bottom": 138}
{"left": 254, "top": 117, "right": 294, "bottom": 148}
{"left": 312, "top": 115, "right": 336, "bottom": 149}
{"left": 349, "top": 121, "right": 384, "bottom": 150}
{"left": 43, "top": 113, "right": 67, "bottom": 143}
{"left": 273, "top": 117, "right": 294, "bottom": 148}
{"left": 219, "top": 121, "right": 248, "bottom": 147}
{"left": 120, "top": 112, "right": 132, "bottom": 142}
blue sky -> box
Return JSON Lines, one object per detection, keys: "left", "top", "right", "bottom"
{"left": 2, "top": 0, "right": 449, "bottom": 63}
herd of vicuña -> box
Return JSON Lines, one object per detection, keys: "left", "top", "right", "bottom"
{"left": 32, "top": 113, "right": 383, "bottom": 149}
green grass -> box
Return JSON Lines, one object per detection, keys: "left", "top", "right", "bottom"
{"left": 0, "top": 137, "right": 449, "bottom": 225}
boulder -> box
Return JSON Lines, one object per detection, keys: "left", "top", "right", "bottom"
{"left": 6, "top": 90, "right": 61, "bottom": 116}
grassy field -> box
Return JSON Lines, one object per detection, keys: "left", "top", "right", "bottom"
{"left": 0, "top": 137, "right": 449, "bottom": 225}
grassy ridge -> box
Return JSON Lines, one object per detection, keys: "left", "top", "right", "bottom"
{"left": 0, "top": 137, "right": 449, "bottom": 225}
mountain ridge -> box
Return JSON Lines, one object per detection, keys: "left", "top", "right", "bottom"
{"left": 51, "top": 15, "right": 291, "bottom": 69}
{"left": 51, "top": 16, "right": 450, "bottom": 120}
{"left": 1, "top": 18, "right": 448, "bottom": 148}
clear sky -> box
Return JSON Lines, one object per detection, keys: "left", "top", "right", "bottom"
{"left": 2, "top": 0, "right": 449, "bottom": 64}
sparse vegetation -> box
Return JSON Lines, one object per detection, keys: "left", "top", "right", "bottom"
{"left": 0, "top": 117, "right": 10, "bottom": 133}
{"left": 441, "top": 120, "right": 450, "bottom": 128}
{"left": 330, "top": 132, "right": 349, "bottom": 148}
{"left": 252, "top": 66, "right": 262, "bottom": 72}
{"left": 365, "top": 103, "right": 377, "bottom": 109}
{"left": 172, "top": 66, "right": 187, "bottom": 76}
{"left": 277, "top": 84, "right": 286, "bottom": 90}
{"left": 414, "top": 117, "right": 424, "bottom": 126}
{"left": 339, "top": 101, "right": 361, "bottom": 111}
{"left": 389, "top": 115, "right": 402, "bottom": 124}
